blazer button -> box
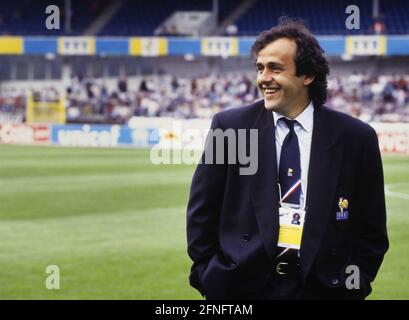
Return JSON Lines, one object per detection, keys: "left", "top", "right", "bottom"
{"left": 243, "top": 234, "right": 250, "bottom": 242}
{"left": 331, "top": 248, "right": 337, "bottom": 256}
{"left": 231, "top": 261, "right": 237, "bottom": 267}
{"left": 331, "top": 278, "right": 339, "bottom": 285}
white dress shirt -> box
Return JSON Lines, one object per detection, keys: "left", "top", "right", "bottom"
{"left": 273, "top": 101, "right": 314, "bottom": 208}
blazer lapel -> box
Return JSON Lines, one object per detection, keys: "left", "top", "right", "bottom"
{"left": 300, "top": 107, "right": 344, "bottom": 282}
{"left": 250, "top": 104, "right": 280, "bottom": 261}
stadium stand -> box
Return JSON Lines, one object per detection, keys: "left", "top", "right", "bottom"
{"left": 380, "top": 0, "right": 409, "bottom": 35}
{"left": 1, "top": 72, "right": 409, "bottom": 123}
{"left": 234, "top": 0, "right": 375, "bottom": 35}
{"left": 0, "top": 0, "right": 109, "bottom": 36}
{"left": 0, "top": 0, "right": 242, "bottom": 36}
{"left": 1, "top": 0, "right": 408, "bottom": 36}
{"left": 99, "top": 0, "right": 239, "bottom": 36}
{"left": 1, "top": 0, "right": 409, "bottom": 124}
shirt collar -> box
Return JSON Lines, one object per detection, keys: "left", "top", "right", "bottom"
{"left": 273, "top": 101, "right": 314, "bottom": 133}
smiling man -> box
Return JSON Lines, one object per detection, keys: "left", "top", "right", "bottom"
{"left": 187, "top": 18, "right": 388, "bottom": 300}
{"left": 255, "top": 37, "right": 314, "bottom": 118}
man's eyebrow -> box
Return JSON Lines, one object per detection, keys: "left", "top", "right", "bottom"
{"left": 255, "top": 61, "right": 284, "bottom": 68}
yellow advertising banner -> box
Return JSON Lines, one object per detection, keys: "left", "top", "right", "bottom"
{"left": 0, "top": 37, "right": 24, "bottom": 54}
{"left": 26, "top": 93, "right": 65, "bottom": 124}
{"left": 129, "top": 37, "right": 168, "bottom": 56}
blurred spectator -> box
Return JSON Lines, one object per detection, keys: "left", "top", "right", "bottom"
{"left": 225, "top": 24, "right": 238, "bottom": 36}
{"left": 1, "top": 72, "right": 409, "bottom": 123}
{"left": 372, "top": 17, "right": 387, "bottom": 35}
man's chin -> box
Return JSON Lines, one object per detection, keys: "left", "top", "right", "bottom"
{"left": 263, "top": 100, "right": 281, "bottom": 111}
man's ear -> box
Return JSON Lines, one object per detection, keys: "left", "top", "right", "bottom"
{"left": 303, "top": 75, "right": 315, "bottom": 86}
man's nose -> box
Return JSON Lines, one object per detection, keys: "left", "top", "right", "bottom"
{"left": 259, "top": 70, "right": 274, "bottom": 84}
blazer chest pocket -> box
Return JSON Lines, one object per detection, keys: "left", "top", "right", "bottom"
{"left": 333, "top": 186, "right": 351, "bottom": 232}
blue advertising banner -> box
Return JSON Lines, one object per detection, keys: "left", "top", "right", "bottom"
{"left": 51, "top": 124, "right": 159, "bottom": 148}
{"left": 11, "top": 35, "right": 409, "bottom": 57}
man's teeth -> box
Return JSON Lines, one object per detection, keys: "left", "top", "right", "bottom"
{"left": 265, "top": 88, "right": 280, "bottom": 94}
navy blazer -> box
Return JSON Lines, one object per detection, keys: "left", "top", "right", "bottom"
{"left": 186, "top": 100, "right": 389, "bottom": 299}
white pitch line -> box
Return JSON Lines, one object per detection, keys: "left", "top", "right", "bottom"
{"left": 385, "top": 190, "right": 409, "bottom": 201}
{"left": 386, "top": 183, "right": 409, "bottom": 189}
{"left": 385, "top": 184, "right": 409, "bottom": 201}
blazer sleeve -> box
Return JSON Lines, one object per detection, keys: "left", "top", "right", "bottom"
{"left": 186, "top": 113, "right": 228, "bottom": 296}
{"left": 351, "top": 126, "right": 389, "bottom": 289}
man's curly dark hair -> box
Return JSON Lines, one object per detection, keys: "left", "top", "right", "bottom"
{"left": 251, "top": 17, "right": 330, "bottom": 107}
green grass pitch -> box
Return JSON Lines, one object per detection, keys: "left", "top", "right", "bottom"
{"left": 0, "top": 144, "right": 407, "bottom": 299}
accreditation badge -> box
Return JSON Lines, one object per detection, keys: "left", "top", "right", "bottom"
{"left": 277, "top": 205, "right": 306, "bottom": 250}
